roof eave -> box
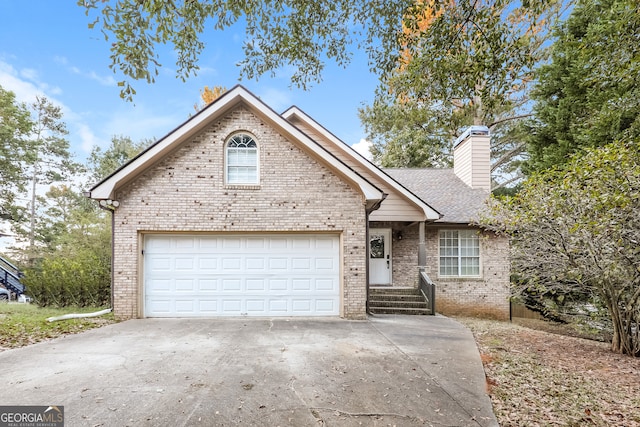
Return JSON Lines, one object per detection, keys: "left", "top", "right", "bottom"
{"left": 282, "top": 107, "right": 441, "bottom": 221}
{"left": 89, "top": 86, "right": 384, "bottom": 204}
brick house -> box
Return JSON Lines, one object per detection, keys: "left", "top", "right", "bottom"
{"left": 88, "top": 85, "right": 510, "bottom": 320}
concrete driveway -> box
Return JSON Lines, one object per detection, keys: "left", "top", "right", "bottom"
{"left": 0, "top": 315, "right": 497, "bottom": 426}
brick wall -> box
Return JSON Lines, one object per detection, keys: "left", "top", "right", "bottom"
{"left": 370, "top": 221, "right": 419, "bottom": 288}
{"left": 111, "top": 106, "right": 368, "bottom": 319}
{"left": 424, "top": 228, "right": 510, "bottom": 320}
{"left": 369, "top": 222, "right": 510, "bottom": 319}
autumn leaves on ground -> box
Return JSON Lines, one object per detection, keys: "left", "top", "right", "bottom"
{"left": 460, "top": 318, "right": 640, "bottom": 427}
{"left": 2, "top": 303, "right": 639, "bottom": 425}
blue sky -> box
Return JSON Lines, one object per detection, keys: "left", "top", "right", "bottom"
{"left": 0, "top": 1, "right": 379, "bottom": 162}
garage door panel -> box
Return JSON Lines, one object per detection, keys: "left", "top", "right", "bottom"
{"left": 292, "top": 258, "right": 311, "bottom": 270}
{"left": 144, "top": 234, "right": 340, "bottom": 317}
{"left": 246, "top": 258, "right": 265, "bottom": 270}
{"left": 246, "top": 278, "right": 266, "bottom": 291}
{"left": 175, "top": 300, "right": 195, "bottom": 313}
{"left": 199, "top": 300, "right": 218, "bottom": 313}
{"left": 268, "top": 299, "right": 288, "bottom": 312}
{"left": 292, "top": 300, "right": 312, "bottom": 312}
{"left": 222, "top": 278, "right": 241, "bottom": 291}
{"left": 268, "top": 278, "right": 288, "bottom": 291}
{"left": 175, "top": 279, "right": 194, "bottom": 291}
{"left": 316, "top": 278, "right": 337, "bottom": 291}
{"left": 269, "top": 258, "right": 288, "bottom": 269}
{"left": 292, "top": 278, "right": 311, "bottom": 291}
{"left": 198, "top": 279, "right": 218, "bottom": 291}
{"left": 148, "top": 257, "right": 171, "bottom": 271}
{"left": 175, "top": 237, "right": 196, "bottom": 250}
{"left": 222, "top": 299, "right": 242, "bottom": 313}
{"left": 222, "top": 258, "right": 241, "bottom": 270}
{"left": 316, "top": 300, "right": 337, "bottom": 312}
{"left": 199, "top": 258, "right": 219, "bottom": 270}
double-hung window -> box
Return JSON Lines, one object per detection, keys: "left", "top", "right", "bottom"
{"left": 439, "top": 230, "right": 480, "bottom": 277}
{"left": 226, "top": 134, "right": 258, "bottom": 184}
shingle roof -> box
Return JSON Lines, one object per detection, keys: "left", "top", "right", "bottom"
{"left": 384, "top": 168, "right": 490, "bottom": 224}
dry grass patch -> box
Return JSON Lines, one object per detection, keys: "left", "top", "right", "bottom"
{"left": 0, "top": 303, "right": 117, "bottom": 351}
{"left": 458, "top": 317, "right": 640, "bottom": 426}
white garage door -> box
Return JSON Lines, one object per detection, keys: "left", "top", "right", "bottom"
{"left": 144, "top": 234, "right": 341, "bottom": 317}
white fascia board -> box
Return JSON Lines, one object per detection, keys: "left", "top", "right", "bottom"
{"left": 248, "top": 95, "right": 383, "bottom": 202}
{"left": 90, "top": 86, "right": 383, "bottom": 203}
{"left": 282, "top": 107, "right": 441, "bottom": 220}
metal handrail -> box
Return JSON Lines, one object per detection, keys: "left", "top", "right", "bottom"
{"left": 0, "top": 255, "right": 21, "bottom": 277}
{"left": 0, "top": 256, "right": 25, "bottom": 294}
{"left": 418, "top": 270, "right": 436, "bottom": 315}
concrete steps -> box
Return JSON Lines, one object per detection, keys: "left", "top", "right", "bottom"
{"left": 369, "top": 287, "right": 431, "bottom": 315}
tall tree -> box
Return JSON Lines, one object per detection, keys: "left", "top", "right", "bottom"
{"left": 22, "top": 135, "right": 148, "bottom": 307}
{"left": 0, "top": 86, "right": 33, "bottom": 220}
{"left": 79, "top": 0, "right": 559, "bottom": 101}
{"left": 483, "top": 140, "right": 640, "bottom": 356}
{"left": 88, "top": 135, "right": 150, "bottom": 183}
{"left": 360, "top": 0, "right": 564, "bottom": 188}
{"left": 525, "top": 0, "right": 640, "bottom": 173}
{"left": 15, "top": 96, "right": 80, "bottom": 262}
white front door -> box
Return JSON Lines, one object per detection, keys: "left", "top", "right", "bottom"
{"left": 369, "top": 228, "right": 391, "bottom": 285}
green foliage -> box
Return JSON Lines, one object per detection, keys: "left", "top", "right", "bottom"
{"left": 392, "top": 0, "right": 561, "bottom": 124}
{"left": 359, "top": 97, "right": 453, "bottom": 167}
{"left": 7, "top": 95, "right": 82, "bottom": 262}
{"left": 17, "top": 134, "right": 149, "bottom": 308}
{"left": 79, "top": 0, "right": 411, "bottom": 100}
{"left": 22, "top": 240, "right": 111, "bottom": 308}
{"left": 88, "top": 135, "right": 149, "bottom": 183}
{"left": 526, "top": 0, "right": 640, "bottom": 173}
{"left": 360, "top": 0, "right": 561, "bottom": 186}
{"left": 0, "top": 86, "right": 33, "bottom": 220}
{"left": 484, "top": 140, "right": 640, "bottom": 356}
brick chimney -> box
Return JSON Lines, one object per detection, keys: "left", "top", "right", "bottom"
{"left": 453, "top": 126, "right": 491, "bottom": 190}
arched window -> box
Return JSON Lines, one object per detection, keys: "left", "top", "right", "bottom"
{"left": 225, "top": 133, "right": 258, "bottom": 184}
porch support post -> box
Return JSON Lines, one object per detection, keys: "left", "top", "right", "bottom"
{"left": 418, "top": 221, "right": 426, "bottom": 272}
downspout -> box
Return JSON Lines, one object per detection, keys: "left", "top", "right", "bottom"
{"left": 85, "top": 192, "right": 118, "bottom": 314}
{"left": 48, "top": 194, "right": 117, "bottom": 323}
{"left": 365, "top": 195, "right": 387, "bottom": 315}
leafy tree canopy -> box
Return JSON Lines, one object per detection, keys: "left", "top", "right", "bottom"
{"left": 79, "top": 0, "right": 559, "bottom": 101}
{"left": 0, "top": 86, "right": 33, "bottom": 219}
{"left": 88, "top": 135, "right": 150, "bottom": 183}
{"left": 483, "top": 140, "right": 640, "bottom": 356}
{"left": 525, "top": 0, "right": 640, "bottom": 173}
{"left": 79, "top": 0, "right": 412, "bottom": 100}
{"left": 360, "top": 0, "right": 563, "bottom": 186}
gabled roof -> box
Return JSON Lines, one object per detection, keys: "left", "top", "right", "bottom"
{"left": 384, "top": 169, "right": 490, "bottom": 224}
{"left": 281, "top": 107, "right": 441, "bottom": 221}
{"left": 88, "top": 85, "right": 384, "bottom": 206}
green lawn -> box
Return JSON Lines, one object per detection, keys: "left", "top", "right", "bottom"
{"left": 0, "top": 303, "right": 117, "bottom": 350}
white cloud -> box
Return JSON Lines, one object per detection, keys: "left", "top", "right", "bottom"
{"left": 0, "top": 60, "right": 45, "bottom": 103}
{"left": 76, "top": 123, "right": 104, "bottom": 153}
{"left": 103, "top": 105, "right": 185, "bottom": 146}
{"left": 87, "top": 70, "right": 116, "bottom": 86}
{"left": 20, "top": 67, "right": 39, "bottom": 81}
{"left": 351, "top": 138, "right": 373, "bottom": 161}
{"left": 257, "top": 87, "right": 292, "bottom": 112}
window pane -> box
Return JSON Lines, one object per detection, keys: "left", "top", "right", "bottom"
{"left": 439, "top": 229, "right": 480, "bottom": 277}
{"left": 226, "top": 135, "right": 258, "bottom": 184}
{"left": 370, "top": 235, "right": 385, "bottom": 259}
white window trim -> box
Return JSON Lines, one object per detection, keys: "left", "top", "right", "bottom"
{"left": 438, "top": 229, "right": 482, "bottom": 278}
{"left": 224, "top": 132, "right": 260, "bottom": 186}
